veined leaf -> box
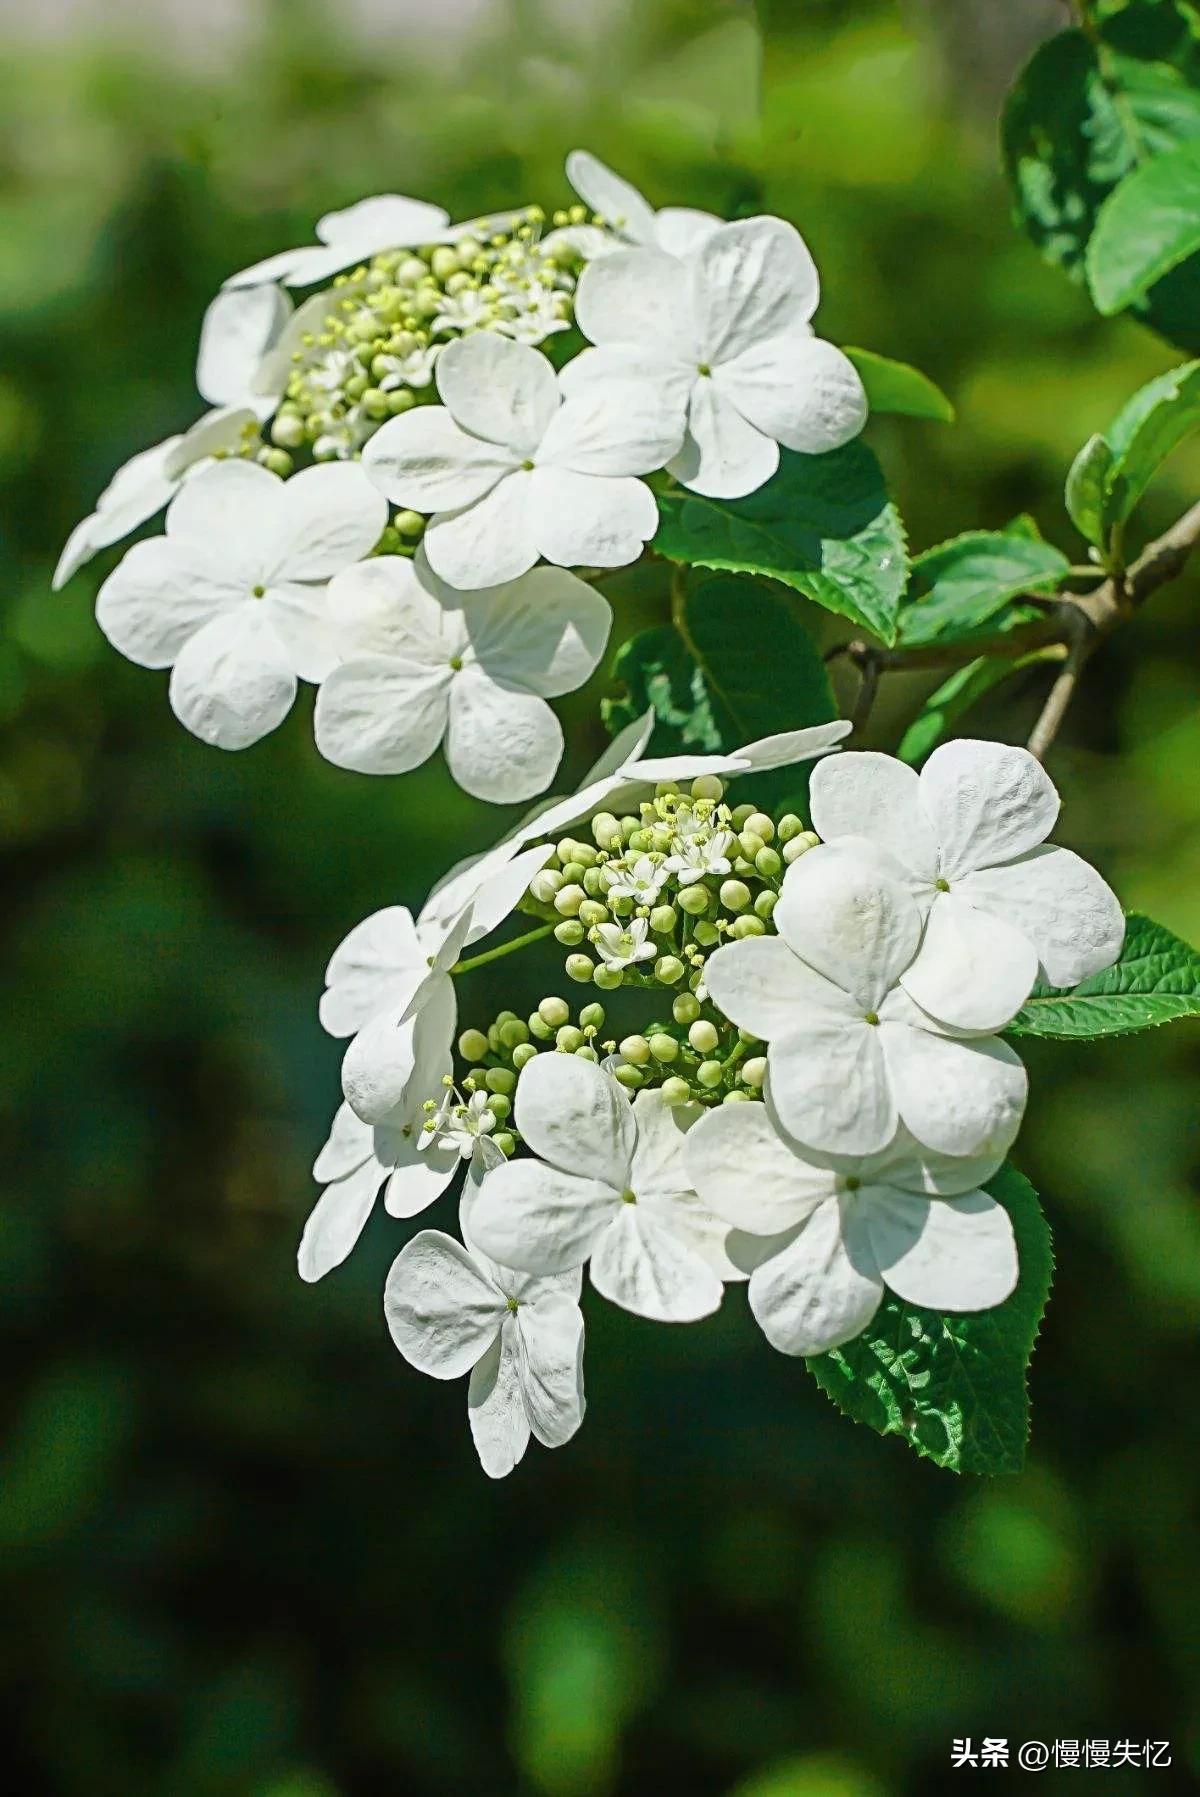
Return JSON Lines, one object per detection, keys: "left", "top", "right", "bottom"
{"left": 897, "top": 527, "right": 1067, "bottom": 649}
{"left": 1103, "top": 358, "right": 1200, "bottom": 525}
{"left": 1088, "top": 137, "right": 1200, "bottom": 313}
{"left": 1065, "top": 433, "right": 1116, "bottom": 547}
{"left": 844, "top": 347, "right": 955, "bottom": 423}
{"left": 1008, "top": 911, "right": 1200, "bottom": 1038}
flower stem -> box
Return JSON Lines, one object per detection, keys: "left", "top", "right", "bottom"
{"left": 450, "top": 923, "right": 556, "bottom": 977}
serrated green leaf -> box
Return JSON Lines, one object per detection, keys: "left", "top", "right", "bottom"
{"left": 1065, "top": 433, "right": 1116, "bottom": 546}
{"left": 844, "top": 347, "right": 955, "bottom": 423}
{"left": 807, "top": 1165, "right": 1053, "bottom": 1476}
{"left": 1102, "top": 358, "right": 1200, "bottom": 527}
{"left": 602, "top": 573, "right": 837, "bottom": 758}
{"left": 1008, "top": 911, "right": 1200, "bottom": 1037}
{"left": 1088, "top": 137, "right": 1200, "bottom": 313}
{"left": 896, "top": 651, "right": 1055, "bottom": 767}
{"left": 897, "top": 529, "right": 1068, "bottom": 649}
{"left": 654, "top": 442, "right": 908, "bottom": 645}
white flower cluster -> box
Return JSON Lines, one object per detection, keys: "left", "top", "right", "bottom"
{"left": 59, "top": 155, "right": 867, "bottom": 786}
{"left": 304, "top": 730, "right": 1124, "bottom": 1477}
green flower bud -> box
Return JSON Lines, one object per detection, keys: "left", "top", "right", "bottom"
{"left": 259, "top": 447, "right": 294, "bottom": 477}
{"left": 754, "top": 889, "right": 779, "bottom": 922}
{"left": 574, "top": 1045, "right": 599, "bottom": 1062}
{"left": 690, "top": 774, "right": 724, "bottom": 802}
{"left": 499, "top": 1018, "right": 529, "bottom": 1049}
{"left": 620, "top": 1035, "right": 651, "bottom": 1065}
{"left": 649, "top": 904, "right": 677, "bottom": 935}
{"left": 649, "top": 1032, "right": 679, "bottom": 1062}
{"left": 466, "top": 1066, "right": 489, "bottom": 1089}
{"left": 579, "top": 1002, "right": 606, "bottom": 1031}
{"left": 614, "top": 1063, "right": 644, "bottom": 1091}
{"left": 458, "top": 1027, "right": 490, "bottom": 1062}
{"left": 777, "top": 813, "right": 804, "bottom": 842}
{"left": 688, "top": 1019, "right": 719, "bottom": 1054}
{"left": 398, "top": 255, "right": 428, "bottom": 282}
{"left": 733, "top": 856, "right": 757, "bottom": 877}
{"left": 554, "top": 919, "right": 586, "bottom": 947}
{"left": 512, "top": 1042, "right": 538, "bottom": 1070}
{"left": 430, "top": 245, "right": 460, "bottom": 281}
{"left": 362, "top": 387, "right": 391, "bottom": 418}
{"left": 731, "top": 914, "right": 766, "bottom": 939}
{"left": 693, "top": 921, "right": 720, "bottom": 947}
{"left": 556, "top": 1024, "right": 584, "bottom": 1053}
{"left": 619, "top": 816, "right": 640, "bottom": 843}
{"left": 538, "top": 996, "right": 570, "bottom": 1029}
{"left": 565, "top": 953, "right": 594, "bottom": 984}
{"left": 577, "top": 899, "right": 608, "bottom": 928}
{"left": 654, "top": 781, "right": 680, "bottom": 798}
{"left": 554, "top": 883, "right": 586, "bottom": 917}
{"left": 594, "top": 963, "right": 624, "bottom": 991}
{"left": 654, "top": 955, "right": 686, "bottom": 985}
{"left": 745, "top": 812, "right": 774, "bottom": 842}
{"left": 696, "top": 1059, "right": 724, "bottom": 1089}
{"left": 722, "top": 1088, "right": 754, "bottom": 1104}
{"left": 555, "top": 837, "right": 581, "bottom": 864}
{"left": 486, "top": 1067, "right": 516, "bottom": 1095}
{"left": 493, "top": 1130, "right": 516, "bottom": 1156}
{"left": 560, "top": 860, "right": 586, "bottom": 885}
{"left": 783, "top": 830, "right": 822, "bottom": 864}
{"left": 730, "top": 803, "right": 757, "bottom": 829}
{"left": 609, "top": 892, "right": 634, "bottom": 918}
{"left": 739, "top": 830, "right": 766, "bottom": 860}
{"left": 530, "top": 869, "right": 564, "bottom": 904}
{"left": 395, "top": 509, "right": 425, "bottom": 539}
{"left": 527, "top": 1013, "right": 553, "bottom": 1041}
{"left": 672, "top": 992, "right": 701, "bottom": 1026}
{"left": 488, "top": 1093, "right": 512, "bottom": 1120}
{"left": 755, "top": 846, "right": 782, "bottom": 879}
{"left": 741, "top": 1057, "right": 768, "bottom": 1088}
{"left": 386, "top": 389, "right": 416, "bottom": 416}
{"left": 582, "top": 867, "right": 604, "bottom": 898}
{"left": 661, "top": 1076, "right": 692, "bottom": 1105}
{"left": 270, "top": 413, "right": 307, "bottom": 450}
{"left": 591, "top": 811, "right": 622, "bottom": 850}
{"left": 678, "top": 883, "right": 711, "bottom": 916}
{"left": 719, "top": 879, "right": 752, "bottom": 913}
{"left": 627, "top": 829, "right": 651, "bottom": 853}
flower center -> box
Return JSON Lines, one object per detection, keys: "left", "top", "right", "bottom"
{"left": 935, "top": 878, "right": 950, "bottom": 893}
{"left": 697, "top": 362, "right": 712, "bottom": 376}
{"left": 506, "top": 1296, "right": 520, "bottom": 1313}
{"left": 845, "top": 1175, "right": 861, "bottom": 1192}
{"left": 251, "top": 584, "right": 266, "bottom": 598}
{"left": 520, "top": 458, "right": 535, "bottom": 471}
{"left": 863, "top": 1011, "right": 880, "bottom": 1026}
{"left": 448, "top": 655, "right": 464, "bottom": 671}
{"left": 620, "top": 1187, "right": 637, "bottom": 1204}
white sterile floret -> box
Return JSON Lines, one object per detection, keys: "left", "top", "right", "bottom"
{"left": 312, "top": 553, "right": 611, "bottom": 802}
{"left": 704, "top": 850, "right": 1028, "bottom": 1160}
{"left": 808, "top": 740, "right": 1127, "bottom": 1033}
{"left": 384, "top": 1207, "right": 586, "bottom": 1479}
{"left": 684, "top": 1098, "right": 1018, "bottom": 1357}
{"left": 94, "top": 459, "right": 387, "bottom": 750}
{"left": 562, "top": 150, "right": 722, "bottom": 259}
{"left": 223, "top": 194, "right": 511, "bottom": 290}
{"left": 569, "top": 216, "right": 868, "bottom": 500}
{"left": 52, "top": 407, "right": 259, "bottom": 591}
{"left": 604, "top": 855, "right": 669, "bottom": 905}
{"left": 593, "top": 917, "right": 657, "bottom": 971}
{"left": 469, "top": 1054, "right": 743, "bottom": 1323}
{"left": 360, "top": 332, "right": 681, "bottom": 588}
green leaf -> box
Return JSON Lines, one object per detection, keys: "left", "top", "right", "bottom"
{"left": 654, "top": 442, "right": 908, "bottom": 645}
{"left": 602, "top": 573, "right": 837, "bottom": 757}
{"left": 1102, "top": 358, "right": 1200, "bottom": 525}
{"left": 1088, "top": 136, "right": 1200, "bottom": 312}
{"left": 897, "top": 528, "right": 1068, "bottom": 650}
{"left": 844, "top": 347, "right": 955, "bottom": 423}
{"left": 897, "top": 653, "right": 1053, "bottom": 767}
{"left": 1008, "top": 911, "right": 1200, "bottom": 1038}
{"left": 807, "top": 1165, "right": 1053, "bottom": 1476}
{"left": 1065, "top": 433, "right": 1116, "bottom": 546}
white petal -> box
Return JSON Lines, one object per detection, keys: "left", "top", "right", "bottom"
{"left": 640, "top": 1181, "right": 749, "bottom": 1284}
{"left": 766, "top": 1021, "right": 896, "bottom": 1156}
{"left": 196, "top": 285, "right": 292, "bottom": 410}
{"left": 691, "top": 217, "right": 820, "bottom": 363}
{"left": 861, "top": 1125, "right": 1006, "bottom": 1200}
{"left": 321, "top": 905, "right": 423, "bottom": 1038}
{"left": 627, "top": 1089, "right": 698, "bottom": 1199}
{"left": 435, "top": 332, "right": 559, "bottom": 453}
{"left": 467, "top": 568, "right": 612, "bottom": 697}
{"left": 566, "top": 151, "right": 658, "bottom": 242}
{"left": 423, "top": 470, "right": 538, "bottom": 588}
{"left": 879, "top": 1021, "right": 1027, "bottom": 1159}
{"left": 654, "top": 207, "right": 723, "bottom": 257}
{"left": 808, "top": 751, "right": 938, "bottom": 882}
{"left": 95, "top": 537, "right": 233, "bottom": 668}
{"left": 383, "top": 1137, "right": 460, "bottom": 1219}
{"left": 517, "top": 1291, "right": 586, "bottom": 1448}
{"left": 747, "top": 1196, "right": 883, "bottom": 1355}
{"left": 168, "top": 605, "right": 296, "bottom": 749}
{"left": 574, "top": 245, "right": 696, "bottom": 350}
{"left": 341, "top": 1005, "right": 419, "bottom": 1124}
{"left": 263, "top": 583, "right": 342, "bottom": 684}
{"left": 456, "top": 841, "right": 557, "bottom": 945}
{"left": 317, "top": 193, "right": 450, "bottom": 252}
{"left": 165, "top": 458, "right": 281, "bottom": 570}
{"left": 515, "top": 1051, "right": 636, "bottom": 1187}
{"left": 312, "top": 1100, "right": 374, "bottom": 1180}
{"left": 55, "top": 440, "right": 184, "bottom": 585}
{"left": 864, "top": 1188, "right": 1018, "bottom": 1311}
{"left": 222, "top": 245, "right": 328, "bottom": 291}
{"left": 528, "top": 467, "right": 658, "bottom": 571}
{"left": 266, "top": 462, "right": 387, "bottom": 583}
{"left": 774, "top": 849, "right": 923, "bottom": 1011}
{"left": 384, "top": 1231, "right": 506, "bottom": 1379}
{"left": 589, "top": 1205, "right": 724, "bottom": 1323}
{"left": 538, "top": 379, "right": 684, "bottom": 477}
{"left": 324, "top": 552, "right": 459, "bottom": 660}
{"left": 919, "top": 739, "right": 1060, "bottom": 879}
{"left": 53, "top": 515, "right": 108, "bottom": 591}
{"left": 297, "top": 1158, "right": 382, "bottom": 1283}
{"left": 467, "top": 1159, "right": 619, "bottom": 1273}
{"left": 683, "top": 1101, "right": 835, "bottom": 1235}
{"left": 315, "top": 658, "right": 450, "bottom": 776}
{"left": 735, "top": 721, "right": 853, "bottom": 772}
{"left": 446, "top": 671, "right": 563, "bottom": 803}
{"left": 957, "top": 846, "right": 1126, "bottom": 988}
{"left": 704, "top": 935, "right": 849, "bottom": 1041}
{"left": 171, "top": 405, "right": 261, "bottom": 470}
{"left": 900, "top": 892, "right": 1037, "bottom": 1033}
{"left": 669, "top": 378, "right": 779, "bottom": 500}
{"left": 716, "top": 334, "right": 868, "bottom": 455}
{"left": 361, "top": 407, "right": 516, "bottom": 512}
{"left": 468, "top": 1324, "right": 531, "bottom": 1478}
{"left": 584, "top": 706, "right": 655, "bottom": 780}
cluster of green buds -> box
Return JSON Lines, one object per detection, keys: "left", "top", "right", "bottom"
{"left": 454, "top": 995, "right": 612, "bottom": 1154}
{"left": 519, "top": 775, "right": 820, "bottom": 995}
{"left": 266, "top": 208, "right": 580, "bottom": 471}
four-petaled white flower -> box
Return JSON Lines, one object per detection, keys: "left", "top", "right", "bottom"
{"left": 94, "top": 459, "right": 387, "bottom": 750}
{"left": 426, "top": 1087, "right": 506, "bottom": 1171}
{"left": 562, "top": 150, "right": 722, "bottom": 259}
{"left": 684, "top": 1098, "right": 1018, "bottom": 1356}
{"left": 223, "top": 194, "right": 511, "bottom": 290}
{"left": 664, "top": 817, "right": 736, "bottom": 884}
{"left": 313, "top": 554, "right": 611, "bottom": 801}
{"left": 593, "top": 917, "right": 658, "bottom": 971}
{"left": 570, "top": 217, "right": 868, "bottom": 500}
{"left": 809, "top": 741, "right": 1127, "bottom": 1033}
{"left": 360, "top": 333, "right": 681, "bottom": 589}
{"left": 705, "top": 850, "right": 1027, "bottom": 1159}
{"left": 469, "top": 1055, "right": 742, "bottom": 1323}
{"left": 385, "top": 1210, "right": 586, "bottom": 1479}
{"left": 604, "top": 855, "right": 669, "bottom": 905}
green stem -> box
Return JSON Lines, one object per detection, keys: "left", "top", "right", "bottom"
{"left": 450, "top": 922, "right": 556, "bottom": 977}
{"left": 721, "top": 1038, "right": 750, "bottom": 1074}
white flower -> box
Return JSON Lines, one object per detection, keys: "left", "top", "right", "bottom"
{"left": 374, "top": 343, "right": 441, "bottom": 391}
{"left": 562, "top": 150, "right": 722, "bottom": 258}
{"left": 195, "top": 285, "right": 295, "bottom": 419}
{"left": 569, "top": 217, "right": 868, "bottom": 500}
{"left": 684, "top": 1098, "right": 1018, "bottom": 1356}
{"left": 384, "top": 1213, "right": 586, "bottom": 1479}
{"left": 52, "top": 406, "right": 259, "bottom": 591}
{"left": 312, "top": 554, "right": 611, "bottom": 802}
{"left": 664, "top": 818, "right": 735, "bottom": 884}
{"left": 360, "top": 332, "right": 681, "bottom": 589}
{"left": 604, "top": 854, "right": 669, "bottom": 905}
{"left": 705, "top": 850, "right": 1028, "bottom": 1159}
{"left": 223, "top": 194, "right": 514, "bottom": 290}
{"left": 468, "top": 1055, "right": 742, "bottom": 1323}
{"left": 808, "top": 740, "right": 1127, "bottom": 1033}
{"left": 428, "top": 1088, "right": 505, "bottom": 1166}
{"left": 593, "top": 917, "right": 657, "bottom": 971}
{"left": 94, "top": 460, "right": 386, "bottom": 750}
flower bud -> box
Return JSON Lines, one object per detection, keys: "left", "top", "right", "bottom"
{"left": 696, "top": 1059, "right": 723, "bottom": 1089}
{"left": 430, "top": 245, "right": 460, "bottom": 281}
{"left": 614, "top": 1063, "right": 644, "bottom": 1091}
{"left": 528, "top": 1013, "right": 553, "bottom": 1041}
{"left": 654, "top": 955, "right": 685, "bottom": 985}
{"left": 270, "top": 413, "right": 307, "bottom": 449}
{"left": 465, "top": 1067, "right": 488, "bottom": 1090}
{"left": 661, "top": 1076, "right": 692, "bottom": 1105}
{"left": 619, "top": 816, "right": 640, "bottom": 843}
{"left": 593, "top": 964, "right": 624, "bottom": 991}
{"left": 362, "top": 387, "right": 391, "bottom": 418}
{"left": 556, "top": 1024, "right": 584, "bottom": 1053}
{"left": 493, "top": 1130, "right": 516, "bottom": 1156}
{"left": 738, "top": 830, "right": 765, "bottom": 860}
{"left": 741, "top": 1057, "right": 768, "bottom": 1088}
{"left": 554, "top": 883, "right": 586, "bottom": 917}
{"left": 745, "top": 812, "right": 774, "bottom": 842}
{"left": 565, "top": 954, "right": 594, "bottom": 984}
{"left": 579, "top": 1002, "right": 606, "bottom": 1031}
{"left": 530, "top": 869, "right": 564, "bottom": 904}
{"left": 719, "top": 879, "right": 751, "bottom": 913}
{"left": 538, "top": 996, "right": 570, "bottom": 1028}
{"left": 488, "top": 1093, "right": 512, "bottom": 1120}
{"left": 731, "top": 915, "right": 766, "bottom": 939}
{"left": 582, "top": 868, "right": 604, "bottom": 897}
{"left": 259, "top": 448, "right": 294, "bottom": 477}
{"left": 688, "top": 1019, "right": 719, "bottom": 1054}
{"left": 512, "top": 1042, "right": 538, "bottom": 1070}
{"left": 577, "top": 899, "right": 608, "bottom": 928}
{"left": 654, "top": 781, "right": 680, "bottom": 798}
{"left": 693, "top": 921, "right": 720, "bottom": 947}
{"left": 649, "top": 1032, "right": 679, "bottom": 1063}
{"left": 678, "top": 884, "right": 711, "bottom": 916}
{"left": 620, "top": 1034, "right": 651, "bottom": 1065}
{"left": 609, "top": 892, "right": 634, "bottom": 918}
{"left": 722, "top": 1088, "right": 753, "bottom": 1104}
{"left": 730, "top": 803, "right": 756, "bottom": 829}
{"left": 733, "top": 857, "right": 757, "bottom": 877}
{"left": 755, "top": 846, "right": 782, "bottom": 879}
{"left": 777, "top": 813, "right": 804, "bottom": 842}
{"left": 754, "top": 890, "right": 778, "bottom": 921}
{"left": 783, "top": 830, "right": 821, "bottom": 864}
{"left": 672, "top": 992, "right": 701, "bottom": 1026}
{"left": 554, "top": 919, "right": 585, "bottom": 946}
{"left": 690, "top": 774, "right": 724, "bottom": 801}
{"left": 395, "top": 509, "right": 425, "bottom": 539}
{"left": 499, "top": 1018, "right": 529, "bottom": 1049}
{"left": 457, "top": 1027, "right": 489, "bottom": 1062}
{"left": 649, "top": 904, "right": 677, "bottom": 935}
{"left": 486, "top": 1068, "right": 516, "bottom": 1095}
{"left": 575, "top": 1045, "right": 599, "bottom": 1062}
{"left": 592, "top": 811, "right": 622, "bottom": 850}
{"left": 627, "top": 829, "right": 651, "bottom": 853}
{"left": 386, "top": 389, "right": 416, "bottom": 416}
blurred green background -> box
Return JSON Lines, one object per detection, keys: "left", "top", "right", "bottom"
{"left": 4, "top": 1, "right": 1200, "bottom": 1791}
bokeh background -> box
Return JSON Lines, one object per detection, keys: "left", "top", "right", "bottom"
{"left": 4, "top": 1, "right": 1200, "bottom": 1792}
